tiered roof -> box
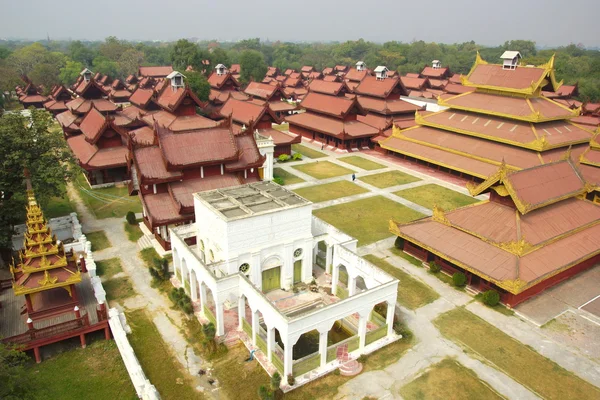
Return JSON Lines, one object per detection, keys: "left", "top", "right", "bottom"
{"left": 391, "top": 160, "right": 600, "bottom": 295}
{"left": 381, "top": 53, "right": 592, "bottom": 178}
{"left": 10, "top": 187, "right": 81, "bottom": 296}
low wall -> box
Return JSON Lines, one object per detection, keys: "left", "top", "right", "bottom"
{"left": 12, "top": 212, "right": 83, "bottom": 250}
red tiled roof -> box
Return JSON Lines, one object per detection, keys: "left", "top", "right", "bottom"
{"left": 226, "top": 134, "right": 265, "bottom": 171}
{"left": 257, "top": 128, "right": 301, "bottom": 146}
{"left": 444, "top": 83, "right": 475, "bottom": 95}
{"left": 357, "top": 96, "right": 421, "bottom": 115}
{"left": 142, "top": 192, "right": 190, "bottom": 226}
{"left": 466, "top": 64, "right": 547, "bottom": 91}
{"left": 268, "top": 101, "right": 296, "bottom": 113}
{"left": 138, "top": 66, "right": 173, "bottom": 78}
{"left": 354, "top": 75, "right": 407, "bottom": 99}
{"left": 56, "top": 110, "right": 80, "bottom": 130}
{"left": 230, "top": 64, "right": 241, "bottom": 74}
{"left": 134, "top": 146, "right": 183, "bottom": 182}
{"left": 420, "top": 66, "right": 450, "bottom": 78}
{"left": 244, "top": 82, "right": 281, "bottom": 100}
{"left": 129, "top": 126, "right": 156, "bottom": 147}
{"left": 323, "top": 75, "right": 339, "bottom": 82}
{"left": 301, "top": 66, "right": 314, "bottom": 73}
{"left": 345, "top": 68, "right": 368, "bottom": 82}
{"left": 287, "top": 112, "right": 378, "bottom": 138}
{"left": 158, "top": 125, "right": 238, "bottom": 168}
{"left": 299, "top": 92, "right": 362, "bottom": 118}
{"left": 155, "top": 87, "right": 202, "bottom": 113}
{"left": 66, "top": 98, "right": 117, "bottom": 114}
{"left": 208, "top": 72, "right": 240, "bottom": 89}
{"left": 66, "top": 134, "right": 127, "bottom": 169}
{"left": 79, "top": 108, "right": 108, "bottom": 143}
{"left": 219, "top": 98, "right": 271, "bottom": 126}
{"left": 170, "top": 175, "right": 242, "bottom": 210}
{"left": 308, "top": 80, "right": 348, "bottom": 96}
{"left": 401, "top": 76, "right": 429, "bottom": 91}
{"left": 129, "top": 87, "right": 154, "bottom": 108}
{"left": 43, "top": 99, "right": 68, "bottom": 112}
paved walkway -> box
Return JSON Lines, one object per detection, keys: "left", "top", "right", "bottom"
{"left": 328, "top": 244, "right": 600, "bottom": 399}
{"left": 67, "top": 184, "right": 214, "bottom": 397}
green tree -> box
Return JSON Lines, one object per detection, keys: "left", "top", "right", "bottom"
{"left": 99, "top": 36, "right": 131, "bottom": 61}
{"left": 69, "top": 40, "right": 95, "bottom": 66}
{"left": 239, "top": 50, "right": 267, "bottom": 83}
{"left": 0, "top": 109, "right": 76, "bottom": 253}
{"left": 185, "top": 71, "right": 210, "bottom": 101}
{"left": 8, "top": 43, "right": 49, "bottom": 75}
{"left": 0, "top": 342, "right": 35, "bottom": 400}
{"left": 117, "top": 49, "right": 145, "bottom": 79}
{"left": 171, "top": 39, "right": 200, "bottom": 71}
{"left": 59, "top": 60, "right": 84, "bottom": 85}
{"left": 92, "top": 56, "right": 118, "bottom": 77}
{"left": 502, "top": 40, "right": 537, "bottom": 58}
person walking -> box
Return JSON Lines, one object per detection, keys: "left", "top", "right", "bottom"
{"left": 352, "top": 173, "right": 356, "bottom": 181}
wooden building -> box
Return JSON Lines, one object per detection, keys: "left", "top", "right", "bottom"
{"left": 391, "top": 159, "right": 600, "bottom": 307}
{"left": 43, "top": 86, "right": 73, "bottom": 115}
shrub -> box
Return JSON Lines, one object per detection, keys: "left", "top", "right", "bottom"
{"left": 273, "top": 177, "right": 284, "bottom": 185}
{"left": 149, "top": 257, "right": 170, "bottom": 283}
{"left": 287, "top": 374, "right": 295, "bottom": 386}
{"left": 292, "top": 152, "right": 302, "bottom": 161}
{"left": 270, "top": 372, "right": 282, "bottom": 390}
{"left": 202, "top": 322, "right": 217, "bottom": 353}
{"left": 429, "top": 261, "right": 441, "bottom": 273}
{"left": 394, "top": 236, "right": 403, "bottom": 249}
{"left": 482, "top": 290, "right": 500, "bottom": 307}
{"left": 278, "top": 154, "right": 291, "bottom": 162}
{"left": 258, "top": 385, "right": 274, "bottom": 400}
{"left": 357, "top": 354, "right": 368, "bottom": 363}
{"left": 126, "top": 211, "right": 137, "bottom": 225}
{"left": 452, "top": 272, "right": 467, "bottom": 287}
{"left": 333, "top": 368, "right": 341, "bottom": 376}
{"left": 169, "top": 287, "right": 194, "bottom": 315}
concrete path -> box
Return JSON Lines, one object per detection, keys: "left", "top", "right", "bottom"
{"left": 67, "top": 184, "right": 214, "bottom": 397}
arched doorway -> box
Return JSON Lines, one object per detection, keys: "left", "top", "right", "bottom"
{"left": 262, "top": 255, "right": 282, "bottom": 293}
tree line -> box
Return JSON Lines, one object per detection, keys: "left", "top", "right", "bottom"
{"left": 1, "top": 37, "right": 599, "bottom": 106}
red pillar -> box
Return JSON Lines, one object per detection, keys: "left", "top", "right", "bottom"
{"left": 25, "top": 295, "right": 33, "bottom": 313}
{"left": 70, "top": 285, "right": 79, "bottom": 303}
{"left": 104, "top": 326, "right": 111, "bottom": 340}
{"left": 79, "top": 255, "right": 87, "bottom": 273}
{"left": 79, "top": 334, "right": 86, "bottom": 349}
{"left": 27, "top": 318, "right": 34, "bottom": 330}
{"left": 74, "top": 306, "right": 81, "bottom": 319}
{"left": 33, "top": 347, "right": 41, "bottom": 363}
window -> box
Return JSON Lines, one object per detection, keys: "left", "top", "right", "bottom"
{"left": 239, "top": 263, "right": 250, "bottom": 273}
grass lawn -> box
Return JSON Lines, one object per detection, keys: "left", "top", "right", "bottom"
{"left": 292, "top": 161, "right": 354, "bottom": 180}
{"left": 292, "top": 143, "right": 328, "bottom": 159}
{"left": 45, "top": 193, "right": 76, "bottom": 219}
{"left": 273, "top": 122, "right": 289, "bottom": 131}
{"left": 103, "top": 277, "right": 136, "bottom": 303}
{"left": 395, "top": 183, "right": 479, "bottom": 211}
{"left": 399, "top": 358, "right": 504, "bottom": 400}
{"left": 338, "top": 156, "right": 385, "bottom": 171}
{"left": 86, "top": 230, "right": 111, "bottom": 251}
{"left": 473, "top": 293, "right": 514, "bottom": 316}
{"left": 359, "top": 170, "right": 420, "bottom": 189}
{"left": 212, "top": 344, "right": 271, "bottom": 400}
{"left": 293, "top": 181, "right": 368, "bottom": 203}
{"left": 28, "top": 339, "right": 136, "bottom": 400}
{"left": 75, "top": 173, "right": 142, "bottom": 219}
{"left": 274, "top": 167, "right": 305, "bottom": 185}
{"left": 96, "top": 257, "right": 124, "bottom": 279}
{"left": 363, "top": 255, "right": 439, "bottom": 310}
{"left": 313, "top": 196, "right": 425, "bottom": 246}
{"left": 140, "top": 247, "right": 162, "bottom": 269}
{"left": 124, "top": 220, "right": 143, "bottom": 242}
{"left": 286, "top": 337, "right": 415, "bottom": 400}
{"left": 389, "top": 246, "right": 423, "bottom": 267}
{"left": 126, "top": 310, "right": 200, "bottom": 399}
{"left": 433, "top": 308, "right": 600, "bottom": 400}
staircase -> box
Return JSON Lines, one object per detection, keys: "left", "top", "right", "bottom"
{"left": 137, "top": 234, "right": 153, "bottom": 250}
{"left": 339, "top": 359, "right": 363, "bottom": 376}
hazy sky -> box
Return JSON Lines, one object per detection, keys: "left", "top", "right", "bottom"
{"left": 1, "top": 0, "right": 599, "bottom": 47}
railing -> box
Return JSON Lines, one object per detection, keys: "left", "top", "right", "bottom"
{"left": 256, "top": 332, "right": 268, "bottom": 355}
{"left": 2, "top": 314, "right": 90, "bottom": 346}
{"left": 293, "top": 352, "right": 321, "bottom": 377}
{"left": 272, "top": 352, "right": 284, "bottom": 373}
{"left": 365, "top": 325, "right": 387, "bottom": 346}
{"left": 326, "top": 335, "right": 359, "bottom": 363}
{"left": 370, "top": 310, "right": 386, "bottom": 327}
{"left": 203, "top": 305, "right": 216, "bottom": 325}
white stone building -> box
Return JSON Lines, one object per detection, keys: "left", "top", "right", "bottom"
{"left": 170, "top": 182, "right": 399, "bottom": 382}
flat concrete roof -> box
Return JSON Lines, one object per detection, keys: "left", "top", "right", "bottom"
{"left": 194, "top": 181, "right": 311, "bottom": 221}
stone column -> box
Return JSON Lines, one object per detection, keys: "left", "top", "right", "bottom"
{"left": 386, "top": 302, "right": 395, "bottom": 337}
{"left": 238, "top": 296, "right": 245, "bottom": 330}
{"left": 348, "top": 276, "right": 357, "bottom": 297}
{"left": 331, "top": 265, "right": 339, "bottom": 296}
{"left": 215, "top": 301, "right": 225, "bottom": 336}
{"left": 199, "top": 283, "right": 206, "bottom": 312}
{"left": 189, "top": 272, "right": 198, "bottom": 302}
{"left": 283, "top": 339, "right": 294, "bottom": 378}
{"left": 267, "top": 326, "right": 274, "bottom": 362}
{"left": 251, "top": 310, "right": 258, "bottom": 346}
{"left": 358, "top": 314, "right": 368, "bottom": 351}
{"left": 325, "top": 245, "right": 333, "bottom": 274}
{"left": 318, "top": 330, "right": 328, "bottom": 369}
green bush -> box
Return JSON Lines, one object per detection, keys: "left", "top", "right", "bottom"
{"left": 287, "top": 374, "right": 295, "bottom": 386}
{"left": 452, "top": 272, "right": 467, "bottom": 287}
{"left": 149, "top": 257, "right": 170, "bottom": 283}
{"left": 273, "top": 177, "right": 284, "bottom": 185}
{"left": 278, "top": 154, "right": 291, "bottom": 162}
{"left": 202, "top": 322, "right": 217, "bottom": 353}
{"left": 429, "top": 261, "right": 441, "bottom": 273}
{"left": 270, "top": 372, "right": 282, "bottom": 390}
{"left": 169, "top": 287, "right": 193, "bottom": 315}
{"left": 126, "top": 211, "right": 137, "bottom": 225}
{"left": 258, "top": 385, "right": 274, "bottom": 400}
{"left": 357, "top": 354, "right": 368, "bottom": 363}
{"left": 482, "top": 290, "right": 500, "bottom": 307}
{"left": 292, "top": 152, "right": 302, "bottom": 161}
